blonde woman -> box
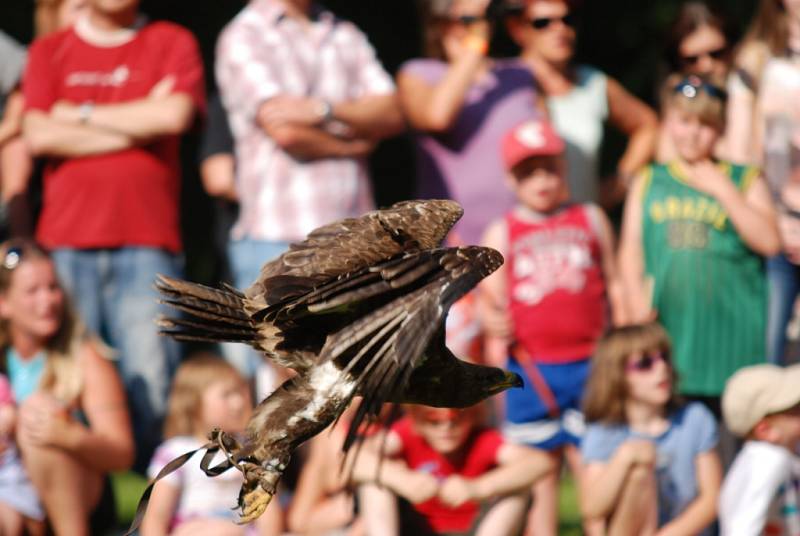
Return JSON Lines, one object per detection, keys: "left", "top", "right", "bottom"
{"left": 0, "top": 239, "right": 133, "bottom": 536}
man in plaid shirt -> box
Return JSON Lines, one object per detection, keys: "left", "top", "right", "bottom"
{"left": 215, "top": 0, "right": 404, "bottom": 388}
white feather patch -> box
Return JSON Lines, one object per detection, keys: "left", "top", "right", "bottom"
{"left": 288, "top": 361, "right": 355, "bottom": 427}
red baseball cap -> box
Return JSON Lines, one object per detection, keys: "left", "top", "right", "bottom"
{"left": 501, "top": 118, "right": 565, "bottom": 171}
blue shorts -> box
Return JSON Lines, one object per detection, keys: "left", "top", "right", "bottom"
{"left": 503, "top": 358, "right": 590, "bottom": 451}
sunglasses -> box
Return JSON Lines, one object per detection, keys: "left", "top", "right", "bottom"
{"left": 625, "top": 350, "right": 669, "bottom": 373}
{"left": 680, "top": 46, "right": 727, "bottom": 66}
{"left": 415, "top": 408, "right": 473, "bottom": 427}
{"left": 441, "top": 15, "right": 487, "bottom": 26}
{"left": 529, "top": 13, "right": 577, "bottom": 30}
{"left": 673, "top": 76, "right": 728, "bottom": 101}
{"left": 2, "top": 246, "right": 23, "bottom": 271}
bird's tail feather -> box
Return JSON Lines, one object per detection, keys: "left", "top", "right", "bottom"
{"left": 155, "top": 274, "right": 257, "bottom": 345}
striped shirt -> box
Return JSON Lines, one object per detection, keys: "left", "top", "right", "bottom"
{"left": 216, "top": 0, "right": 394, "bottom": 242}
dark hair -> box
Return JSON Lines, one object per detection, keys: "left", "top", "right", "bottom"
{"left": 665, "top": 2, "right": 730, "bottom": 73}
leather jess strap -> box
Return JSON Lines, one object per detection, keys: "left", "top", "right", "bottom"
{"left": 511, "top": 343, "right": 561, "bottom": 419}
{"left": 125, "top": 428, "right": 242, "bottom": 535}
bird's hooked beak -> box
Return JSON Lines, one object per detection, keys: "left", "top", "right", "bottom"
{"left": 488, "top": 371, "right": 524, "bottom": 395}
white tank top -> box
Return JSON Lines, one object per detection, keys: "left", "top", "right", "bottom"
{"left": 547, "top": 65, "right": 608, "bottom": 203}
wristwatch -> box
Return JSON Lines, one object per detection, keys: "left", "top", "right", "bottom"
{"left": 317, "top": 99, "right": 334, "bottom": 124}
{"left": 79, "top": 101, "right": 94, "bottom": 124}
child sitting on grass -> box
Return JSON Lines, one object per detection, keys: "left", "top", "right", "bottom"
{"left": 579, "top": 323, "right": 721, "bottom": 535}
{"left": 356, "top": 404, "right": 553, "bottom": 536}
{"left": 141, "top": 354, "right": 283, "bottom": 536}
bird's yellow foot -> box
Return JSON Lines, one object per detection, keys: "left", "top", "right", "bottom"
{"left": 237, "top": 486, "right": 273, "bottom": 524}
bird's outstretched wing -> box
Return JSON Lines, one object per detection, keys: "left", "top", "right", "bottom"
{"left": 244, "top": 200, "right": 463, "bottom": 310}
{"left": 301, "top": 246, "right": 503, "bottom": 451}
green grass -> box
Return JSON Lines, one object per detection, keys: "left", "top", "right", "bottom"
{"left": 112, "top": 470, "right": 584, "bottom": 533}
{"left": 111, "top": 471, "right": 148, "bottom": 525}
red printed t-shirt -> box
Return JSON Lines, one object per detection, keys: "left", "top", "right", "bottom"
{"left": 23, "top": 22, "right": 205, "bottom": 252}
{"left": 393, "top": 416, "right": 504, "bottom": 533}
{"left": 506, "top": 204, "right": 607, "bottom": 363}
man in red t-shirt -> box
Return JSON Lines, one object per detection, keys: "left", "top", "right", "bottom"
{"left": 21, "top": 0, "right": 205, "bottom": 472}
{"left": 354, "top": 405, "right": 552, "bottom": 536}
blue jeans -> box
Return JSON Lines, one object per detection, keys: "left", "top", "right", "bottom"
{"left": 51, "top": 247, "right": 183, "bottom": 471}
{"left": 766, "top": 253, "right": 800, "bottom": 365}
{"left": 224, "top": 239, "right": 289, "bottom": 378}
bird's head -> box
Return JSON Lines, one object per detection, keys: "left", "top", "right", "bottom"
{"left": 477, "top": 366, "right": 525, "bottom": 399}
{"left": 410, "top": 359, "right": 523, "bottom": 409}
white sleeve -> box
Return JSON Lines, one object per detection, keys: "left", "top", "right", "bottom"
{"left": 719, "top": 444, "right": 790, "bottom": 536}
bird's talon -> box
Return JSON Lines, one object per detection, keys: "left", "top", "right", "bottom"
{"left": 237, "top": 487, "right": 273, "bottom": 524}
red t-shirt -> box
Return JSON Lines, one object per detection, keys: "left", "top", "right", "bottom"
{"left": 393, "top": 417, "right": 504, "bottom": 533}
{"left": 23, "top": 22, "right": 205, "bottom": 252}
{"left": 506, "top": 204, "right": 608, "bottom": 363}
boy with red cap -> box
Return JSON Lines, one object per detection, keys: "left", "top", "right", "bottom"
{"left": 479, "top": 118, "right": 627, "bottom": 534}
{"left": 356, "top": 404, "right": 553, "bottom": 536}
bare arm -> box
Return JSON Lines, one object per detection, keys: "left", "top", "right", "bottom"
{"left": 200, "top": 153, "right": 238, "bottom": 202}
{"left": 717, "top": 173, "right": 780, "bottom": 256}
{"left": 478, "top": 219, "right": 512, "bottom": 339}
{"left": 288, "top": 430, "right": 355, "bottom": 534}
{"left": 470, "top": 443, "right": 554, "bottom": 500}
{"left": 139, "top": 480, "right": 180, "bottom": 536}
{"left": 591, "top": 205, "right": 629, "bottom": 325}
{"left": 67, "top": 343, "right": 135, "bottom": 472}
{"left": 23, "top": 110, "right": 134, "bottom": 157}
{"left": 397, "top": 51, "right": 486, "bottom": 133}
{"left": 617, "top": 173, "right": 653, "bottom": 322}
{"left": 261, "top": 119, "right": 375, "bottom": 161}
{"left": 0, "top": 90, "right": 24, "bottom": 147}
{"left": 330, "top": 94, "right": 405, "bottom": 139}
{"left": 656, "top": 450, "right": 721, "bottom": 536}
{"left": 685, "top": 162, "right": 780, "bottom": 256}
{"left": 51, "top": 93, "right": 195, "bottom": 143}
{"left": 606, "top": 77, "right": 658, "bottom": 177}
{"left": 580, "top": 440, "right": 656, "bottom": 520}
{"left": 725, "top": 42, "right": 768, "bottom": 165}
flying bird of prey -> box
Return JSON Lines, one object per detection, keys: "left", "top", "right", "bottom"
{"left": 144, "top": 199, "right": 522, "bottom": 525}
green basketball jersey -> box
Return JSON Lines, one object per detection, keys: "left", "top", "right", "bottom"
{"left": 641, "top": 162, "right": 766, "bottom": 396}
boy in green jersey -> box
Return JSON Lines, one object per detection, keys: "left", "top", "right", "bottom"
{"left": 618, "top": 74, "right": 779, "bottom": 413}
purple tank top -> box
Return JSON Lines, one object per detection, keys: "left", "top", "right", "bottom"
{"left": 403, "top": 58, "right": 542, "bottom": 245}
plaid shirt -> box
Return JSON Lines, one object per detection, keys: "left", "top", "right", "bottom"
{"left": 216, "top": 0, "right": 395, "bottom": 242}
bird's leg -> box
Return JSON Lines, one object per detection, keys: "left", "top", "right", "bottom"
{"left": 236, "top": 456, "right": 288, "bottom": 524}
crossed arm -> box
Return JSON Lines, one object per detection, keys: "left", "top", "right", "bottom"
{"left": 23, "top": 79, "right": 196, "bottom": 158}
{"left": 256, "top": 93, "right": 404, "bottom": 161}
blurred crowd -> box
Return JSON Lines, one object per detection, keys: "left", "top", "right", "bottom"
{"left": 1, "top": 0, "right": 800, "bottom": 534}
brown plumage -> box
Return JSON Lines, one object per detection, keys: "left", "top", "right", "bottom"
{"left": 143, "top": 200, "right": 522, "bottom": 526}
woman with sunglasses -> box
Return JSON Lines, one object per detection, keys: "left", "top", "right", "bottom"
{"left": 657, "top": 2, "right": 733, "bottom": 162}
{"left": 0, "top": 240, "right": 133, "bottom": 535}
{"left": 579, "top": 323, "right": 721, "bottom": 535}
{"left": 505, "top": 0, "right": 658, "bottom": 208}
{"left": 727, "top": 0, "right": 800, "bottom": 365}
{"left": 397, "top": 0, "right": 547, "bottom": 248}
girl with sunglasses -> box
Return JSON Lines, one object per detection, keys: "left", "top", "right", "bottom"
{"left": 727, "top": 0, "right": 800, "bottom": 365}
{"left": 579, "top": 323, "right": 721, "bottom": 535}
{"left": 619, "top": 74, "right": 779, "bottom": 447}
{"left": 505, "top": 0, "right": 659, "bottom": 208}
{"left": 0, "top": 240, "right": 133, "bottom": 535}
